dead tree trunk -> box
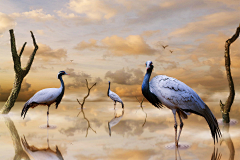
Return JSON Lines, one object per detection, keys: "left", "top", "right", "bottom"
{"left": 220, "top": 24, "right": 240, "bottom": 123}
{"left": 0, "top": 29, "right": 38, "bottom": 114}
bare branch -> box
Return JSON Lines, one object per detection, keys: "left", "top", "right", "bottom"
{"left": 220, "top": 25, "right": 240, "bottom": 123}
{"left": 19, "top": 42, "right": 27, "bottom": 57}
{"left": 9, "top": 29, "right": 22, "bottom": 73}
{"left": 23, "top": 31, "right": 38, "bottom": 75}
{"left": 76, "top": 79, "right": 97, "bottom": 137}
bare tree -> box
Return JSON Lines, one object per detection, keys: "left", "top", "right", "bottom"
{"left": 220, "top": 24, "right": 240, "bottom": 123}
{"left": 77, "top": 79, "right": 97, "bottom": 137}
{"left": 1, "top": 29, "right": 38, "bottom": 114}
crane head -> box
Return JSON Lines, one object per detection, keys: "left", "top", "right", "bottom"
{"left": 58, "top": 71, "right": 69, "bottom": 79}
{"left": 145, "top": 61, "right": 154, "bottom": 71}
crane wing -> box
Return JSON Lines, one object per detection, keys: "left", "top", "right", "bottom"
{"left": 28, "top": 88, "right": 61, "bottom": 104}
{"left": 150, "top": 75, "right": 206, "bottom": 113}
{"left": 109, "top": 91, "right": 123, "bottom": 103}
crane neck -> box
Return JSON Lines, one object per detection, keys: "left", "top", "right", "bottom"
{"left": 59, "top": 76, "right": 65, "bottom": 91}
{"left": 142, "top": 69, "right": 152, "bottom": 96}
{"left": 107, "top": 83, "right": 110, "bottom": 96}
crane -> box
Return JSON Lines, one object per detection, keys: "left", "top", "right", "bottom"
{"left": 142, "top": 61, "right": 221, "bottom": 146}
{"left": 107, "top": 81, "right": 124, "bottom": 108}
{"left": 21, "top": 71, "right": 69, "bottom": 127}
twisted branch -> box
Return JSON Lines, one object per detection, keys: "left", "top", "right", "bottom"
{"left": 220, "top": 24, "right": 240, "bottom": 123}
{"left": 76, "top": 79, "right": 97, "bottom": 137}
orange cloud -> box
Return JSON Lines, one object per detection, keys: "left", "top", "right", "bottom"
{"left": 22, "top": 43, "right": 67, "bottom": 61}
{"left": 171, "top": 11, "right": 239, "bottom": 36}
{"left": 68, "top": 0, "right": 117, "bottom": 20}
{"left": 101, "top": 35, "right": 156, "bottom": 56}
{"left": 0, "top": 12, "right": 16, "bottom": 35}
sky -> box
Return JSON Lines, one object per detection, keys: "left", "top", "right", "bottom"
{"left": 0, "top": 0, "right": 240, "bottom": 104}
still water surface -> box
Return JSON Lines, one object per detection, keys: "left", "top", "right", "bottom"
{"left": 0, "top": 102, "right": 239, "bottom": 160}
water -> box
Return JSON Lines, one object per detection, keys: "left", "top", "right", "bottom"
{"left": 0, "top": 102, "right": 239, "bottom": 160}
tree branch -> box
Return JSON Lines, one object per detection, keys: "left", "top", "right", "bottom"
{"left": 220, "top": 24, "right": 240, "bottom": 123}
{"left": 9, "top": 29, "right": 22, "bottom": 73}
{"left": 23, "top": 31, "right": 38, "bottom": 75}
{"left": 19, "top": 42, "right": 27, "bottom": 57}
{"left": 76, "top": 79, "right": 97, "bottom": 137}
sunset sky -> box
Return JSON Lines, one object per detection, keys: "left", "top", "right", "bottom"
{"left": 0, "top": 0, "right": 239, "bottom": 104}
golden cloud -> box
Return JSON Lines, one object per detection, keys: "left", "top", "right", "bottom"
{"left": 68, "top": 0, "right": 117, "bottom": 20}
{"left": 22, "top": 43, "right": 67, "bottom": 61}
{"left": 74, "top": 35, "right": 156, "bottom": 56}
{"left": 101, "top": 35, "right": 156, "bottom": 56}
{"left": 171, "top": 11, "right": 240, "bottom": 36}
{"left": 0, "top": 12, "right": 16, "bottom": 34}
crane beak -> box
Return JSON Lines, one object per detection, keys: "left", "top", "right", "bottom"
{"left": 65, "top": 73, "right": 70, "bottom": 75}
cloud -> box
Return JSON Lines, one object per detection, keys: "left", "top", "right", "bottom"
{"left": 65, "top": 68, "right": 102, "bottom": 89}
{"left": 141, "top": 30, "right": 160, "bottom": 37}
{"left": 74, "top": 35, "right": 156, "bottom": 56}
{"left": 74, "top": 39, "right": 103, "bottom": 51}
{"left": 171, "top": 11, "right": 240, "bottom": 36}
{"left": 22, "top": 43, "right": 67, "bottom": 61}
{"left": 105, "top": 68, "right": 144, "bottom": 85}
{"left": 12, "top": 9, "right": 55, "bottom": 22}
{"left": 68, "top": 0, "right": 117, "bottom": 20}
{"left": 0, "top": 12, "right": 16, "bottom": 35}
{"left": 101, "top": 35, "right": 156, "bottom": 56}
{"left": 21, "top": 79, "right": 31, "bottom": 92}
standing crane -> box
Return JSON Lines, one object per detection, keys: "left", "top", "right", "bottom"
{"left": 21, "top": 71, "right": 69, "bottom": 127}
{"left": 142, "top": 61, "right": 221, "bottom": 146}
{"left": 107, "top": 81, "right": 124, "bottom": 108}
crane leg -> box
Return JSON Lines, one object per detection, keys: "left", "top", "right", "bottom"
{"left": 47, "top": 105, "right": 50, "bottom": 127}
{"left": 177, "top": 110, "right": 184, "bottom": 144}
{"left": 114, "top": 101, "right": 116, "bottom": 109}
{"left": 172, "top": 109, "right": 178, "bottom": 147}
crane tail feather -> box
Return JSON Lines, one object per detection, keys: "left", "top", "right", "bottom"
{"left": 203, "top": 107, "right": 222, "bottom": 143}
{"left": 21, "top": 103, "right": 30, "bottom": 119}
{"left": 121, "top": 102, "right": 124, "bottom": 109}
{"left": 182, "top": 106, "right": 221, "bottom": 143}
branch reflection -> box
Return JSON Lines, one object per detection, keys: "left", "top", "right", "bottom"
{"left": 220, "top": 122, "right": 235, "bottom": 160}
{"left": 211, "top": 147, "right": 222, "bottom": 160}
{"left": 108, "top": 109, "right": 124, "bottom": 136}
{"left": 136, "top": 97, "right": 147, "bottom": 127}
{"left": 21, "top": 128, "right": 64, "bottom": 160}
{"left": 77, "top": 107, "right": 97, "bottom": 137}
{"left": 3, "top": 115, "right": 30, "bottom": 160}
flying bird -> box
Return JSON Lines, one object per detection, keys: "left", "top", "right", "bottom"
{"left": 142, "top": 61, "right": 221, "bottom": 146}
{"left": 21, "top": 71, "right": 69, "bottom": 127}
{"left": 169, "top": 50, "right": 173, "bottom": 53}
{"left": 107, "top": 81, "right": 124, "bottom": 108}
{"left": 70, "top": 60, "right": 73, "bottom": 62}
{"left": 162, "top": 45, "right": 169, "bottom": 49}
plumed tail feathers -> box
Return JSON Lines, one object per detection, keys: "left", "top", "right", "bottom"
{"left": 203, "top": 107, "right": 222, "bottom": 144}
{"left": 21, "top": 102, "right": 31, "bottom": 119}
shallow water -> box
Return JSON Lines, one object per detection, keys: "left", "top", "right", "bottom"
{"left": 0, "top": 102, "right": 239, "bottom": 160}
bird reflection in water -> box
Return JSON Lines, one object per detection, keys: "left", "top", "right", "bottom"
{"left": 108, "top": 109, "right": 124, "bottom": 136}
{"left": 21, "top": 127, "right": 64, "bottom": 160}
{"left": 3, "top": 115, "right": 30, "bottom": 160}
{"left": 211, "top": 147, "right": 222, "bottom": 160}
